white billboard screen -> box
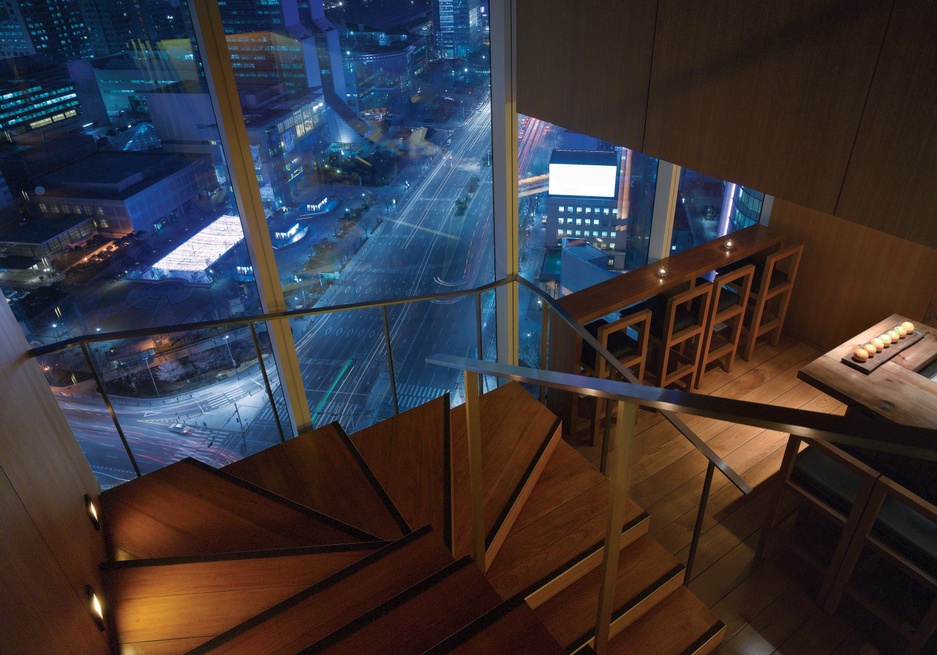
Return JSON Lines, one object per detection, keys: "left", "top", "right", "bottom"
{"left": 549, "top": 163, "right": 617, "bottom": 198}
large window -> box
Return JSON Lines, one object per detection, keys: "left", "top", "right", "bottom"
{"left": 671, "top": 167, "right": 764, "bottom": 255}
{"left": 3, "top": 0, "right": 495, "bottom": 487}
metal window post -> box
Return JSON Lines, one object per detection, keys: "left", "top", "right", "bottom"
{"left": 188, "top": 0, "right": 312, "bottom": 435}
{"left": 490, "top": 0, "right": 519, "bottom": 366}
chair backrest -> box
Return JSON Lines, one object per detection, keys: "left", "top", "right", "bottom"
{"left": 711, "top": 263, "right": 755, "bottom": 320}
{"left": 595, "top": 308, "right": 652, "bottom": 380}
{"left": 758, "top": 243, "right": 803, "bottom": 298}
{"left": 664, "top": 281, "right": 712, "bottom": 343}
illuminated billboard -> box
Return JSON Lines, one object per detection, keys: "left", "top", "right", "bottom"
{"left": 548, "top": 162, "right": 617, "bottom": 198}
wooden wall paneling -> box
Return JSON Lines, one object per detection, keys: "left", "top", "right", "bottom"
{"left": 769, "top": 199, "right": 937, "bottom": 351}
{"left": 0, "top": 299, "right": 108, "bottom": 653}
{"left": 515, "top": 0, "right": 656, "bottom": 150}
{"left": 643, "top": 0, "right": 890, "bottom": 213}
{"left": 835, "top": 0, "right": 937, "bottom": 250}
{"left": 0, "top": 468, "right": 109, "bottom": 654}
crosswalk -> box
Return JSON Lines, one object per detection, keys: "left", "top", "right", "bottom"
{"left": 393, "top": 383, "right": 449, "bottom": 409}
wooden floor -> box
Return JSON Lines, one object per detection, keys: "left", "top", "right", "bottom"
{"left": 572, "top": 334, "right": 924, "bottom": 655}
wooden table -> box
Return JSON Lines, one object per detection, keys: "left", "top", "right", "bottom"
{"left": 557, "top": 224, "right": 785, "bottom": 325}
{"left": 798, "top": 314, "right": 937, "bottom": 428}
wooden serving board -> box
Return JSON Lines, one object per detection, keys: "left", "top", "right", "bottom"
{"left": 840, "top": 330, "right": 925, "bottom": 374}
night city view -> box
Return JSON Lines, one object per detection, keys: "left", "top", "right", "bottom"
{"left": 1, "top": 0, "right": 762, "bottom": 488}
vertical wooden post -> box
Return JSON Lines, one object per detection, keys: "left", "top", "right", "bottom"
{"left": 464, "top": 370, "right": 487, "bottom": 571}
{"left": 594, "top": 400, "right": 637, "bottom": 655}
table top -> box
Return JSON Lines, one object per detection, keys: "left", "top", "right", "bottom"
{"left": 798, "top": 314, "right": 937, "bottom": 428}
{"left": 556, "top": 225, "right": 786, "bottom": 324}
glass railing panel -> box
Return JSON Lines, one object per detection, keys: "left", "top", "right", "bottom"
{"left": 248, "top": 320, "right": 293, "bottom": 442}
{"left": 479, "top": 287, "right": 500, "bottom": 394}
{"left": 38, "top": 346, "right": 138, "bottom": 490}
{"left": 383, "top": 293, "right": 481, "bottom": 418}
{"left": 294, "top": 306, "right": 389, "bottom": 433}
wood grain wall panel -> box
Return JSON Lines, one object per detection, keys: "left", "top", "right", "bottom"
{"left": 643, "top": 0, "right": 889, "bottom": 213}
{"left": 835, "top": 0, "right": 937, "bottom": 250}
{"left": 769, "top": 198, "right": 937, "bottom": 351}
{"left": 0, "top": 469, "right": 108, "bottom": 654}
{"left": 515, "top": 0, "right": 656, "bottom": 150}
{"left": 0, "top": 298, "right": 108, "bottom": 653}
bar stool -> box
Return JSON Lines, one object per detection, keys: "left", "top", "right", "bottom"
{"left": 575, "top": 309, "right": 652, "bottom": 443}
{"left": 627, "top": 282, "right": 713, "bottom": 391}
{"left": 694, "top": 263, "right": 755, "bottom": 390}
{"left": 738, "top": 243, "right": 803, "bottom": 361}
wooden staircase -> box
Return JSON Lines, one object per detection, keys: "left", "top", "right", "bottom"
{"left": 98, "top": 382, "right": 724, "bottom": 654}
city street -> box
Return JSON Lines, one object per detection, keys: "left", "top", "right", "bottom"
{"left": 56, "top": 100, "right": 498, "bottom": 485}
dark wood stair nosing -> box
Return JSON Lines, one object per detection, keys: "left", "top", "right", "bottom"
{"left": 677, "top": 620, "right": 726, "bottom": 655}
{"left": 297, "top": 555, "right": 475, "bottom": 655}
{"left": 332, "top": 422, "right": 411, "bottom": 535}
{"left": 99, "top": 540, "right": 387, "bottom": 571}
{"left": 183, "top": 525, "right": 435, "bottom": 655}
{"left": 485, "top": 416, "right": 563, "bottom": 549}
{"left": 566, "top": 562, "right": 687, "bottom": 653}
{"left": 128, "top": 457, "right": 381, "bottom": 543}
{"left": 518, "top": 511, "right": 651, "bottom": 602}
{"left": 421, "top": 593, "right": 528, "bottom": 655}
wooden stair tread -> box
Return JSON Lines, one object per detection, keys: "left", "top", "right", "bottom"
{"left": 488, "top": 440, "right": 649, "bottom": 603}
{"left": 450, "top": 382, "right": 562, "bottom": 566}
{"left": 349, "top": 395, "right": 451, "bottom": 545}
{"left": 606, "top": 586, "right": 726, "bottom": 655}
{"left": 100, "top": 458, "right": 373, "bottom": 560}
{"left": 534, "top": 535, "right": 686, "bottom": 650}
{"left": 101, "top": 544, "right": 381, "bottom": 652}
{"left": 305, "top": 557, "right": 502, "bottom": 655}
{"left": 185, "top": 527, "right": 454, "bottom": 655}
{"left": 424, "top": 596, "right": 566, "bottom": 654}
{"left": 224, "top": 423, "right": 407, "bottom": 540}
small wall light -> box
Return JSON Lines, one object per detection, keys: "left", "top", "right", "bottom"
{"left": 86, "top": 585, "right": 105, "bottom": 631}
{"left": 85, "top": 494, "right": 100, "bottom": 530}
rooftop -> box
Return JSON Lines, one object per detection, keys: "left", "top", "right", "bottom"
{"left": 0, "top": 214, "right": 91, "bottom": 245}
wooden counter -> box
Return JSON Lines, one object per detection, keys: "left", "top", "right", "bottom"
{"left": 798, "top": 314, "right": 937, "bottom": 429}
{"left": 558, "top": 224, "right": 785, "bottom": 324}
{"left": 547, "top": 225, "right": 787, "bottom": 434}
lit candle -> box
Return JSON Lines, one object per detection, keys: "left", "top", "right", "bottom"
{"left": 724, "top": 237, "right": 735, "bottom": 250}
{"left": 656, "top": 265, "right": 668, "bottom": 278}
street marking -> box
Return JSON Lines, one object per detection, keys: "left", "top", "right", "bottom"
{"left": 313, "top": 359, "right": 353, "bottom": 418}
{"left": 385, "top": 218, "right": 461, "bottom": 241}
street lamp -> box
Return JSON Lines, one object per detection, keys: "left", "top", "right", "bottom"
{"left": 223, "top": 335, "right": 236, "bottom": 371}
{"left": 145, "top": 354, "right": 160, "bottom": 398}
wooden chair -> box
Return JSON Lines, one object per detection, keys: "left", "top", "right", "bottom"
{"left": 694, "top": 263, "right": 755, "bottom": 390}
{"left": 636, "top": 282, "right": 713, "bottom": 391}
{"left": 756, "top": 435, "right": 880, "bottom": 606}
{"left": 575, "top": 308, "right": 652, "bottom": 443}
{"left": 824, "top": 476, "right": 937, "bottom": 655}
{"left": 739, "top": 243, "right": 803, "bottom": 361}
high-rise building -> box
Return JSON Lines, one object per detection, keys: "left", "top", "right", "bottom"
{"left": 0, "top": 0, "right": 93, "bottom": 62}
{"left": 432, "top": 0, "right": 482, "bottom": 59}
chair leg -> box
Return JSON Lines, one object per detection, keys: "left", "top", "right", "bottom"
{"left": 770, "top": 288, "right": 793, "bottom": 346}
{"left": 906, "top": 596, "right": 937, "bottom": 655}
{"left": 743, "top": 297, "right": 767, "bottom": 361}
{"left": 756, "top": 438, "right": 801, "bottom": 560}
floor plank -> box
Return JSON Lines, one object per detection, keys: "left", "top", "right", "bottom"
{"left": 572, "top": 335, "right": 910, "bottom": 655}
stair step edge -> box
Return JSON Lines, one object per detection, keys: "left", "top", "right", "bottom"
{"left": 299, "top": 556, "right": 477, "bottom": 655}
{"left": 183, "top": 526, "right": 437, "bottom": 655}
{"left": 522, "top": 510, "right": 651, "bottom": 608}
